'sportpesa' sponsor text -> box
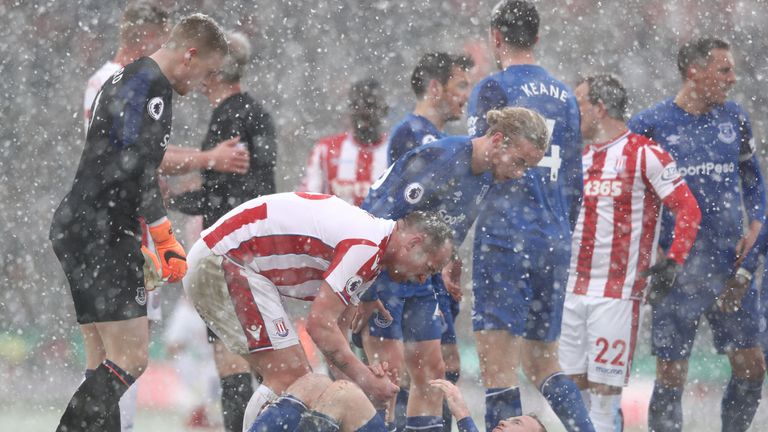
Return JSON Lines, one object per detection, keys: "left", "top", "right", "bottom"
{"left": 676, "top": 162, "right": 735, "bottom": 177}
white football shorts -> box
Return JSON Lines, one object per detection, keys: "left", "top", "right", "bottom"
{"left": 183, "top": 240, "right": 299, "bottom": 355}
{"left": 559, "top": 292, "right": 644, "bottom": 387}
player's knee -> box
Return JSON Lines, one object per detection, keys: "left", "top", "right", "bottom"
{"left": 274, "top": 366, "right": 312, "bottom": 391}
{"left": 441, "top": 344, "right": 461, "bottom": 371}
{"left": 115, "top": 356, "right": 148, "bottom": 379}
{"left": 365, "top": 337, "right": 405, "bottom": 367}
{"left": 521, "top": 354, "right": 557, "bottom": 386}
{"left": 288, "top": 373, "right": 333, "bottom": 406}
{"left": 730, "top": 348, "right": 766, "bottom": 380}
{"left": 655, "top": 359, "right": 688, "bottom": 387}
{"left": 407, "top": 344, "right": 446, "bottom": 382}
{"left": 329, "top": 379, "right": 364, "bottom": 402}
{"left": 315, "top": 380, "right": 371, "bottom": 421}
{"left": 569, "top": 374, "right": 589, "bottom": 390}
{"left": 411, "top": 356, "right": 445, "bottom": 384}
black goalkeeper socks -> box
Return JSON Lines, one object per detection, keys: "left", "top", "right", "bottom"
{"left": 56, "top": 360, "right": 135, "bottom": 432}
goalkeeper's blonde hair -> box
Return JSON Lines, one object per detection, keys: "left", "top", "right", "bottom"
{"left": 164, "top": 13, "right": 228, "bottom": 58}
{"left": 487, "top": 107, "right": 550, "bottom": 152}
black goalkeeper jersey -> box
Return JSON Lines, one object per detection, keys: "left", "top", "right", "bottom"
{"left": 170, "top": 92, "right": 277, "bottom": 228}
{"left": 51, "top": 57, "right": 172, "bottom": 240}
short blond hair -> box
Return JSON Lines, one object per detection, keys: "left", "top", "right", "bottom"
{"left": 165, "top": 13, "right": 228, "bottom": 58}
{"left": 487, "top": 107, "right": 550, "bottom": 151}
{"left": 119, "top": 1, "right": 169, "bottom": 46}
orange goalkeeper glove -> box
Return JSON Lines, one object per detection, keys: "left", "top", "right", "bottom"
{"left": 148, "top": 219, "right": 187, "bottom": 283}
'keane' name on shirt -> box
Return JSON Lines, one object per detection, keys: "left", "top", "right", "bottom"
{"left": 520, "top": 82, "right": 568, "bottom": 102}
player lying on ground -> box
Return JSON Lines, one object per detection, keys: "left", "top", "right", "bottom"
{"left": 248, "top": 372, "right": 391, "bottom": 432}
{"left": 430, "top": 379, "right": 547, "bottom": 432}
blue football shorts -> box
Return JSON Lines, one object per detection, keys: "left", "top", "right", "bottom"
{"left": 472, "top": 241, "right": 569, "bottom": 342}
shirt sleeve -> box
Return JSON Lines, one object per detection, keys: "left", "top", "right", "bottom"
{"left": 642, "top": 145, "right": 701, "bottom": 264}
{"left": 324, "top": 241, "right": 383, "bottom": 306}
{"left": 739, "top": 154, "right": 766, "bottom": 224}
{"left": 741, "top": 218, "right": 768, "bottom": 273}
{"left": 738, "top": 109, "right": 756, "bottom": 162}
{"left": 642, "top": 144, "right": 686, "bottom": 200}
{"left": 467, "top": 79, "right": 508, "bottom": 137}
{"left": 364, "top": 148, "right": 442, "bottom": 220}
{"left": 298, "top": 141, "right": 327, "bottom": 193}
{"left": 111, "top": 78, "right": 168, "bottom": 224}
{"left": 456, "top": 417, "right": 480, "bottom": 432}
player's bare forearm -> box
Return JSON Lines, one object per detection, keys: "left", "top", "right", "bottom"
{"left": 159, "top": 146, "right": 206, "bottom": 175}
{"left": 307, "top": 283, "right": 371, "bottom": 383}
{"left": 160, "top": 138, "right": 248, "bottom": 175}
{"left": 318, "top": 343, "right": 362, "bottom": 379}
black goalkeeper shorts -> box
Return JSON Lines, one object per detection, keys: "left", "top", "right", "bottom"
{"left": 51, "top": 232, "right": 147, "bottom": 324}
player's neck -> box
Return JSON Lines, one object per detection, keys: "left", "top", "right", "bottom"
{"left": 208, "top": 83, "right": 241, "bottom": 106}
{"left": 587, "top": 121, "right": 628, "bottom": 148}
{"left": 674, "top": 84, "right": 714, "bottom": 115}
{"left": 413, "top": 101, "right": 445, "bottom": 130}
{"left": 497, "top": 48, "right": 536, "bottom": 69}
{"left": 382, "top": 221, "right": 404, "bottom": 266}
{"left": 150, "top": 49, "right": 185, "bottom": 94}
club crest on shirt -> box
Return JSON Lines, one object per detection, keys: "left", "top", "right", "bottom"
{"left": 135, "top": 286, "right": 147, "bottom": 306}
{"left": 422, "top": 134, "right": 437, "bottom": 145}
{"left": 273, "top": 318, "right": 289, "bottom": 337}
{"left": 717, "top": 122, "right": 736, "bottom": 144}
{"left": 404, "top": 183, "right": 424, "bottom": 204}
{"left": 147, "top": 97, "right": 164, "bottom": 120}
{"left": 345, "top": 275, "right": 364, "bottom": 297}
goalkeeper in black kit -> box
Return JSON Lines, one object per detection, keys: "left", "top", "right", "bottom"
{"left": 49, "top": 14, "right": 228, "bottom": 432}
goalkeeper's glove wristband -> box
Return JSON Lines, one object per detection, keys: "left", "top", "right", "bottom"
{"left": 148, "top": 219, "right": 187, "bottom": 283}
{"left": 641, "top": 257, "right": 680, "bottom": 306}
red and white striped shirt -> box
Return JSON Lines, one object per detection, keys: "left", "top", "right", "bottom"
{"left": 299, "top": 132, "right": 388, "bottom": 206}
{"left": 202, "top": 192, "right": 395, "bottom": 305}
{"left": 567, "top": 131, "right": 695, "bottom": 299}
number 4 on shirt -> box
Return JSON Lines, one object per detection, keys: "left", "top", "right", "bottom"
{"left": 537, "top": 118, "right": 561, "bottom": 181}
